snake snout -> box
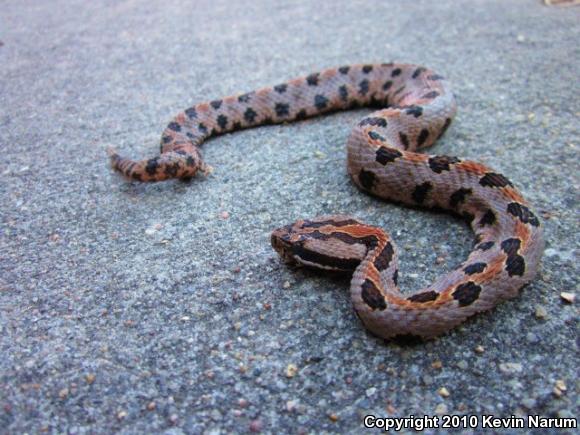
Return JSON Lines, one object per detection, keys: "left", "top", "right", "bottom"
{"left": 271, "top": 223, "right": 300, "bottom": 264}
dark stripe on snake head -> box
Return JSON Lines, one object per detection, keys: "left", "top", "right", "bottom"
{"left": 291, "top": 243, "right": 360, "bottom": 271}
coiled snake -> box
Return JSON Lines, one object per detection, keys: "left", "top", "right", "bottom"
{"left": 108, "top": 63, "right": 544, "bottom": 340}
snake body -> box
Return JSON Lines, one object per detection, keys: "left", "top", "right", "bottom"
{"left": 109, "top": 63, "right": 544, "bottom": 340}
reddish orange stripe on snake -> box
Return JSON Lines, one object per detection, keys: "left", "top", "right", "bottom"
{"left": 108, "top": 63, "right": 544, "bottom": 340}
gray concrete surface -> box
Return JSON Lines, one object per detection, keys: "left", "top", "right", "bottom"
{"left": 1, "top": 0, "right": 578, "bottom": 433}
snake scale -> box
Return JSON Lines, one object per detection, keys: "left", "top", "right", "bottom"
{"left": 108, "top": 63, "right": 544, "bottom": 340}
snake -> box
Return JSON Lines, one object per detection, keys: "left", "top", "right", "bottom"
{"left": 108, "top": 63, "right": 544, "bottom": 340}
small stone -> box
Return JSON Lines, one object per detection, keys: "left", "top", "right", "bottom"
{"left": 553, "top": 380, "right": 567, "bottom": 397}
{"left": 535, "top": 305, "right": 548, "bottom": 319}
{"left": 386, "top": 404, "right": 396, "bottom": 414}
{"left": 169, "top": 414, "right": 178, "bottom": 424}
{"left": 146, "top": 401, "right": 156, "bottom": 411}
{"left": 560, "top": 292, "right": 575, "bottom": 303}
{"left": 499, "top": 362, "right": 523, "bottom": 374}
{"left": 58, "top": 388, "right": 69, "bottom": 399}
{"left": 328, "top": 413, "right": 339, "bottom": 422}
{"left": 435, "top": 256, "right": 445, "bottom": 265}
{"left": 85, "top": 374, "right": 96, "bottom": 384}
{"left": 249, "top": 419, "right": 263, "bottom": 433}
{"left": 145, "top": 224, "right": 162, "bottom": 235}
{"left": 314, "top": 150, "right": 326, "bottom": 159}
{"left": 286, "top": 400, "right": 298, "bottom": 412}
{"left": 117, "top": 410, "right": 127, "bottom": 420}
{"left": 237, "top": 398, "right": 249, "bottom": 408}
{"left": 555, "top": 379, "right": 567, "bottom": 391}
{"left": 438, "top": 387, "right": 450, "bottom": 398}
{"left": 282, "top": 281, "right": 291, "bottom": 289}
{"left": 285, "top": 364, "right": 298, "bottom": 378}
{"left": 434, "top": 403, "right": 448, "bottom": 415}
{"left": 456, "top": 360, "right": 468, "bottom": 370}
{"left": 474, "top": 345, "right": 485, "bottom": 354}
{"left": 220, "top": 211, "right": 230, "bottom": 219}
{"left": 366, "top": 387, "right": 377, "bottom": 397}
{"left": 431, "top": 360, "right": 442, "bottom": 369}
{"left": 517, "top": 34, "right": 526, "bottom": 43}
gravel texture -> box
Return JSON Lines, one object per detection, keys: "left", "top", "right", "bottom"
{"left": 1, "top": 0, "right": 578, "bottom": 433}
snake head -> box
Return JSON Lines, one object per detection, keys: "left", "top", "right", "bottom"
{"left": 271, "top": 215, "right": 367, "bottom": 271}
